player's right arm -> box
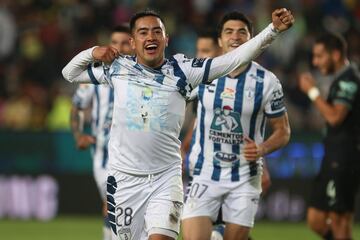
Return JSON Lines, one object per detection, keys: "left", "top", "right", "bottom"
{"left": 71, "top": 84, "right": 96, "bottom": 150}
{"left": 62, "top": 46, "right": 118, "bottom": 84}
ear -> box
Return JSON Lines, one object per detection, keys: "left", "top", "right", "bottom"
{"left": 165, "top": 34, "right": 169, "bottom": 47}
{"left": 130, "top": 37, "right": 136, "bottom": 50}
{"left": 218, "top": 37, "right": 223, "bottom": 48}
{"left": 332, "top": 50, "right": 341, "bottom": 62}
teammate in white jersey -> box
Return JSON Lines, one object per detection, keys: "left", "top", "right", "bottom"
{"left": 62, "top": 9, "right": 294, "bottom": 240}
{"left": 181, "top": 12, "right": 291, "bottom": 240}
{"left": 70, "top": 25, "right": 133, "bottom": 240}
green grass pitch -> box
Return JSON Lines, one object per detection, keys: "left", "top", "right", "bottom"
{"left": 1, "top": 216, "right": 360, "bottom": 240}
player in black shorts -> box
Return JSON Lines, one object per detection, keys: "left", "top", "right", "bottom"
{"left": 299, "top": 33, "right": 360, "bottom": 240}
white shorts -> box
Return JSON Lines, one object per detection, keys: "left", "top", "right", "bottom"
{"left": 107, "top": 164, "right": 183, "bottom": 240}
{"left": 182, "top": 174, "right": 261, "bottom": 227}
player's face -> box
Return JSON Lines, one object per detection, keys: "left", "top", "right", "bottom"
{"left": 110, "top": 32, "right": 133, "bottom": 55}
{"left": 219, "top": 20, "right": 251, "bottom": 54}
{"left": 312, "top": 43, "right": 335, "bottom": 75}
{"left": 131, "top": 16, "right": 168, "bottom": 68}
{"left": 196, "top": 38, "right": 220, "bottom": 58}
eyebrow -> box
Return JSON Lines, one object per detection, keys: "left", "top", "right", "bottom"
{"left": 223, "top": 27, "right": 248, "bottom": 32}
{"left": 137, "top": 26, "right": 163, "bottom": 32}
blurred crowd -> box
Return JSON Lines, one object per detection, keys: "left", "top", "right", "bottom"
{"left": 0, "top": 0, "right": 359, "bottom": 131}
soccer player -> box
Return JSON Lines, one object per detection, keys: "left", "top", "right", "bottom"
{"left": 62, "top": 9, "right": 294, "bottom": 240}
{"left": 181, "top": 12, "right": 291, "bottom": 240}
{"left": 299, "top": 33, "right": 360, "bottom": 240}
{"left": 70, "top": 25, "right": 133, "bottom": 240}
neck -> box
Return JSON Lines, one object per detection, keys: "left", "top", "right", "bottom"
{"left": 137, "top": 57, "right": 165, "bottom": 69}
{"left": 228, "top": 63, "right": 249, "bottom": 78}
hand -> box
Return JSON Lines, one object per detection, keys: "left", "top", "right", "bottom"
{"left": 92, "top": 46, "right": 120, "bottom": 64}
{"left": 243, "top": 136, "right": 265, "bottom": 162}
{"left": 298, "top": 72, "right": 316, "bottom": 94}
{"left": 76, "top": 134, "right": 96, "bottom": 150}
{"left": 261, "top": 164, "right": 271, "bottom": 194}
{"left": 272, "top": 8, "right": 295, "bottom": 32}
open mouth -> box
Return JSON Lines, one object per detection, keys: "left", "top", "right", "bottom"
{"left": 230, "top": 43, "right": 240, "bottom": 48}
{"left": 145, "top": 44, "right": 158, "bottom": 54}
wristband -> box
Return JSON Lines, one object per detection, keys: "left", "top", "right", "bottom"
{"left": 307, "top": 87, "right": 320, "bottom": 101}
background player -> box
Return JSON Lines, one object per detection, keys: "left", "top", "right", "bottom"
{"left": 299, "top": 33, "right": 360, "bottom": 240}
{"left": 182, "top": 11, "right": 291, "bottom": 240}
{"left": 63, "top": 9, "right": 294, "bottom": 240}
{"left": 70, "top": 25, "right": 133, "bottom": 240}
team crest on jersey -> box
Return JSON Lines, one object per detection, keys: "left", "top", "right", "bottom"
{"left": 220, "top": 87, "right": 235, "bottom": 99}
{"left": 118, "top": 227, "right": 131, "bottom": 240}
{"left": 208, "top": 106, "right": 243, "bottom": 145}
{"left": 245, "top": 87, "right": 255, "bottom": 99}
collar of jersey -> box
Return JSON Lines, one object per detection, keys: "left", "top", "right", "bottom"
{"left": 227, "top": 62, "right": 253, "bottom": 79}
{"left": 134, "top": 57, "right": 169, "bottom": 74}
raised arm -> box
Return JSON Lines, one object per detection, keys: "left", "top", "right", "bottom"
{"left": 207, "top": 8, "right": 294, "bottom": 82}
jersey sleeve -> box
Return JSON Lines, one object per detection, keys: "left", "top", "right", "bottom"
{"left": 264, "top": 74, "right": 286, "bottom": 118}
{"left": 174, "top": 23, "right": 279, "bottom": 90}
{"left": 62, "top": 47, "right": 109, "bottom": 85}
{"left": 72, "top": 84, "right": 95, "bottom": 109}
{"left": 332, "top": 79, "right": 359, "bottom": 110}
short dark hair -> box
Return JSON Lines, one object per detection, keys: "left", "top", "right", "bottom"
{"left": 315, "top": 32, "right": 347, "bottom": 57}
{"left": 129, "top": 9, "right": 164, "bottom": 33}
{"left": 112, "top": 25, "right": 130, "bottom": 34}
{"left": 217, "top": 11, "right": 253, "bottom": 37}
{"left": 197, "top": 29, "right": 218, "bottom": 45}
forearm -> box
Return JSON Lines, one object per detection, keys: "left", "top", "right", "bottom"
{"left": 313, "top": 97, "right": 343, "bottom": 126}
{"left": 70, "top": 106, "right": 84, "bottom": 140}
{"left": 208, "top": 24, "right": 279, "bottom": 81}
{"left": 260, "top": 129, "right": 290, "bottom": 156}
{"left": 62, "top": 47, "right": 97, "bottom": 83}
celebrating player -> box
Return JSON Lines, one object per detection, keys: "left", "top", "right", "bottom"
{"left": 181, "top": 11, "right": 291, "bottom": 240}
{"left": 62, "top": 8, "right": 294, "bottom": 240}
{"left": 70, "top": 25, "right": 133, "bottom": 240}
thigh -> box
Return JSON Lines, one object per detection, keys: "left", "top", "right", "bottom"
{"left": 107, "top": 170, "right": 149, "bottom": 240}
{"left": 224, "top": 222, "right": 250, "bottom": 240}
{"left": 146, "top": 167, "right": 184, "bottom": 240}
{"left": 182, "top": 216, "right": 213, "bottom": 240}
{"left": 222, "top": 179, "right": 261, "bottom": 228}
{"left": 182, "top": 177, "right": 223, "bottom": 222}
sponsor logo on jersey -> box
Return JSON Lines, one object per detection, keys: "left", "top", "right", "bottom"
{"left": 271, "top": 89, "right": 284, "bottom": 111}
{"left": 249, "top": 73, "right": 264, "bottom": 83}
{"left": 208, "top": 106, "right": 243, "bottom": 145}
{"left": 220, "top": 87, "right": 235, "bottom": 99}
{"left": 191, "top": 58, "right": 206, "bottom": 68}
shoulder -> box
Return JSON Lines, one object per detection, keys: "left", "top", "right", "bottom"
{"left": 170, "top": 54, "right": 208, "bottom": 68}
{"left": 250, "top": 62, "right": 280, "bottom": 85}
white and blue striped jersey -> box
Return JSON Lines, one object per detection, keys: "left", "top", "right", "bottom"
{"left": 62, "top": 23, "right": 280, "bottom": 175}
{"left": 188, "top": 62, "right": 286, "bottom": 182}
{"left": 72, "top": 69, "right": 114, "bottom": 169}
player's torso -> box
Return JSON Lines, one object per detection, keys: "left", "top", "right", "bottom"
{"left": 190, "top": 63, "right": 269, "bottom": 182}
{"left": 108, "top": 57, "right": 187, "bottom": 174}
{"left": 326, "top": 66, "right": 360, "bottom": 142}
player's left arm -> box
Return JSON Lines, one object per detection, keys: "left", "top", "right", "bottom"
{"left": 243, "top": 113, "right": 290, "bottom": 161}
{"left": 244, "top": 74, "right": 290, "bottom": 161}
{"left": 299, "top": 72, "right": 357, "bottom": 126}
